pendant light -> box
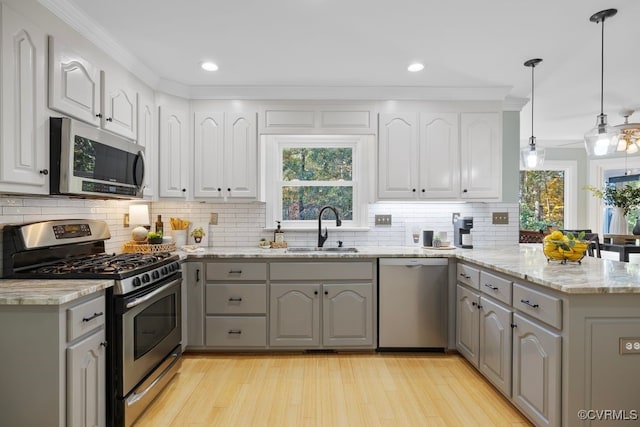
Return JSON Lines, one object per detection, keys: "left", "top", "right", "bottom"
{"left": 615, "top": 110, "right": 640, "bottom": 154}
{"left": 584, "top": 8, "right": 619, "bottom": 157}
{"left": 521, "top": 58, "right": 544, "bottom": 169}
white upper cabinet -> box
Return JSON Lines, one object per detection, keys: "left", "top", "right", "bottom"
{"left": 193, "top": 112, "right": 257, "bottom": 199}
{"left": 137, "top": 93, "right": 156, "bottom": 198}
{"left": 379, "top": 111, "right": 501, "bottom": 201}
{"left": 419, "top": 113, "right": 460, "bottom": 199}
{"left": 48, "top": 36, "right": 101, "bottom": 126}
{"left": 460, "top": 112, "right": 501, "bottom": 199}
{"left": 159, "top": 104, "right": 189, "bottom": 198}
{"left": 0, "top": 4, "right": 48, "bottom": 194}
{"left": 101, "top": 70, "right": 137, "bottom": 140}
{"left": 378, "top": 113, "right": 419, "bottom": 199}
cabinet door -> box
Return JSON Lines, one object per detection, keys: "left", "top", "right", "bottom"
{"left": 101, "top": 70, "right": 137, "bottom": 140}
{"left": 456, "top": 284, "right": 480, "bottom": 366}
{"left": 137, "top": 93, "right": 156, "bottom": 198}
{"left": 269, "top": 283, "right": 320, "bottom": 347}
{"left": 48, "top": 36, "right": 100, "bottom": 126}
{"left": 159, "top": 104, "right": 189, "bottom": 198}
{"left": 378, "top": 113, "right": 419, "bottom": 199}
{"left": 0, "top": 4, "right": 48, "bottom": 193}
{"left": 460, "top": 113, "right": 501, "bottom": 199}
{"left": 479, "top": 297, "right": 512, "bottom": 397}
{"left": 323, "top": 283, "right": 373, "bottom": 347}
{"left": 512, "top": 313, "right": 561, "bottom": 427}
{"left": 225, "top": 112, "right": 257, "bottom": 198}
{"left": 185, "top": 262, "right": 204, "bottom": 348}
{"left": 193, "top": 112, "right": 224, "bottom": 198}
{"left": 419, "top": 113, "right": 459, "bottom": 199}
{"left": 67, "top": 329, "right": 106, "bottom": 427}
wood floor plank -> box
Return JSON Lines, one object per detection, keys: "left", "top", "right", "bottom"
{"left": 136, "top": 352, "right": 533, "bottom": 427}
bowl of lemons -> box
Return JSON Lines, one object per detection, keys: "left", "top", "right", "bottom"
{"left": 543, "top": 230, "right": 590, "bottom": 264}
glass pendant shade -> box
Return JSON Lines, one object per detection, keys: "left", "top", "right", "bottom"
{"left": 615, "top": 113, "right": 640, "bottom": 154}
{"left": 584, "top": 114, "right": 619, "bottom": 156}
{"left": 521, "top": 137, "right": 545, "bottom": 169}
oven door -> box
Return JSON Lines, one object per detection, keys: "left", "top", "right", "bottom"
{"left": 120, "top": 274, "right": 181, "bottom": 395}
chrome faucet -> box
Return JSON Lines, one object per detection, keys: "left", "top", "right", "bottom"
{"left": 317, "top": 206, "right": 342, "bottom": 247}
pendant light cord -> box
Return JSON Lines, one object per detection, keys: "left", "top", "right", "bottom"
{"left": 531, "top": 64, "right": 535, "bottom": 144}
{"left": 600, "top": 16, "right": 605, "bottom": 116}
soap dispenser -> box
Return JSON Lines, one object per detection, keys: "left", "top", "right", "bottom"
{"left": 274, "top": 221, "right": 285, "bottom": 243}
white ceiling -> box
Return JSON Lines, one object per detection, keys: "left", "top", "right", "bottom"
{"left": 45, "top": 0, "right": 640, "bottom": 147}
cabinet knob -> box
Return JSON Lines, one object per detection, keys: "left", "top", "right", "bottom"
{"left": 421, "top": 189, "right": 425, "bottom": 193}
{"left": 471, "top": 301, "right": 477, "bottom": 307}
{"left": 412, "top": 188, "right": 416, "bottom": 193}
{"left": 510, "top": 323, "right": 517, "bottom": 329}
{"left": 39, "top": 169, "right": 49, "bottom": 175}
{"left": 100, "top": 341, "right": 108, "bottom": 348}
{"left": 106, "top": 117, "right": 113, "bottom": 122}
{"left": 96, "top": 113, "right": 102, "bottom": 118}
{"left": 227, "top": 188, "right": 231, "bottom": 192}
{"left": 217, "top": 188, "right": 221, "bottom": 192}
{"left": 182, "top": 188, "right": 186, "bottom": 192}
{"left": 324, "top": 291, "right": 329, "bottom": 295}
{"left": 314, "top": 291, "right": 318, "bottom": 295}
{"left": 463, "top": 189, "right": 468, "bottom": 193}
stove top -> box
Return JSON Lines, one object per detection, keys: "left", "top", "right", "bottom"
{"left": 26, "top": 252, "right": 175, "bottom": 276}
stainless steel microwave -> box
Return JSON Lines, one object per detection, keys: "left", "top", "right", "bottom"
{"left": 50, "top": 117, "right": 145, "bottom": 199}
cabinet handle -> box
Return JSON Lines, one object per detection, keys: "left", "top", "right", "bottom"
{"left": 195, "top": 269, "right": 200, "bottom": 282}
{"left": 228, "top": 270, "right": 242, "bottom": 275}
{"left": 82, "top": 312, "right": 104, "bottom": 322}
{"left": 106, "top": 117, "right": 113, "bottom": 122}
{"left": 520, "top": 299, "right": 539, "bottom": 308}
{"left": 228, "top": 330, "right": 242, "bottom": 335}
{"left": 484, "top": 283, "right": 499, "bottom": 291}
{"left": 39, "top": 169, "right": 49, "bottom": 175}
{"left": 228, "top": 297, "right": 243, "bottom": 302}
{"left": 459, "top": 273, "right": 470, "bottom": 279}
{"left": 96, "top": 113, "right": 102, "bottom": 118}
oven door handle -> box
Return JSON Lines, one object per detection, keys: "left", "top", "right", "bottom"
{"left": 126, "top": 279, "right": 178, "bottom": 309}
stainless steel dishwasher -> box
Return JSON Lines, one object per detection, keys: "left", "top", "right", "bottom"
{"left": 379, "top": 258, "right": 448, "bottom": 349}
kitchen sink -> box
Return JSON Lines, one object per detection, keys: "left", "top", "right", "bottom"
{"left": 286, "top": 247, "right": 358, "bottom": 253}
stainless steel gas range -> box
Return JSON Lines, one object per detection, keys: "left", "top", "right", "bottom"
{"left": 1, "top": 219, "right": 182, "bottom": 427}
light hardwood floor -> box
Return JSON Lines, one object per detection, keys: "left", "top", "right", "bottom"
{"left": 137, "top": 352, "right": 533, "bottom": 426}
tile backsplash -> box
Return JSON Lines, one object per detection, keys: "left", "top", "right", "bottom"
{"left": 1, "top": 195, "right": 519, "bottom": 252}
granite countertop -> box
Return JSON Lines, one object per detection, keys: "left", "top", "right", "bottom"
{"left": 0, "top": 279, "right": 113, "bottom": 306}
{"left": 180, "top": 244, "right": 640, "bottom": 295}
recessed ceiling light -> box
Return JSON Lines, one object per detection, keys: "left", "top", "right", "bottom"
{"left": 408, "top": 63, "right": 424, "bottom": 72}
{"left": 201, "top": 61, "right": 219, "bottom": 71}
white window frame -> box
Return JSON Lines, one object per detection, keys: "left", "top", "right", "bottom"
{"left": 262, "top": 135, "right": 372, "bottom": 230}
{"left": 520, "top": 160, "right": 577, "bottom": 229}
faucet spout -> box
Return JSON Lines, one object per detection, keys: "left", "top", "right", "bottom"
{"left": 317, "top": 206, "right": 341, "bottom": 248}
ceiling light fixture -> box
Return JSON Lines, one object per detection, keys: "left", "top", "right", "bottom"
{"left": 201, "top": 61, "right": 219, "bottom": 72}
{"left": 584, "top": 8, "right": 619, "bottom": 157}
{"left": 521, "top": 58, "right": 544, "bottom": 169}
{"left": 407, "top": 63, "right": 424, "bottom": 72}
{"left": 616, "top": 111, "right": 640, "bottom": 154}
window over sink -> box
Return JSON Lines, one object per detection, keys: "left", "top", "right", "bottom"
{"left": 262, "top": 135, "right": 373, "bottom": 230}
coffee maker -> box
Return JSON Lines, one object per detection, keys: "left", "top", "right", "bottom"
{"left": 454, "top": 217, "right": 473, "bottom": 248}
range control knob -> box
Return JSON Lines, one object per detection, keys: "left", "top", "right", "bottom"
{"left": 132, "top": 277, "right": 142, "bottom": 287}
{"left": 142, "top": 274, "right": 150, "bottom": 283}
{"left": 171, "top": 262, "right": 179, "bottom": 272}
{"left": 161, "top": 267, "right": 168, "bottom": 275}
{"left": 152, "top": 271, "right": 160, "bottom": 280}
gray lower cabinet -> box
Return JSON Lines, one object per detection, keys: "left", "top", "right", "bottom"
{"left": 456, "top": 284, "right": 512, "bottom": 397}
{"left": 184, "top": 261, "right": 204, "bottom": 348}
{"left": 512, "top": 313, "right": 561, "bottom": 427}
{"left": 204, "top": 261, "right": 268, "bottom": 349}
{"left": 0, "top": 291, "right": 106, "bottom": 427}
{"left": 269, "top": 282, "right": 374, "bottom": 348}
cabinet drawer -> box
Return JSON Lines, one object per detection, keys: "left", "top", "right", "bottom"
{"left": 513, "top": 283, "right": 562, "bottom": 329}
{"left": 205, "top": 316, "right": 266, "bottom": 347}
{"left": 206, "top": 262, "right": 267, "bottom": 281}
{"left": 270, "top": 262, "right": 373, "bottom": 281}
{"left": 206, "top": 283, "right": 266, "bottom": 314}
{"left": 457, "top": 263, "right": 480, "bottom": 289}
{"left": 479, "top": 271, "right": 512, "bottom": 305}
{"left": 66, "top": 294, "right": 105, "bottom": 342}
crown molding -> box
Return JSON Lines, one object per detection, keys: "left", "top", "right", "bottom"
{"left": 503, "top": 96, "right": 529, "bottom": 111}
{"left": 38, "top": 0, "right": 160, "bottom": 88}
